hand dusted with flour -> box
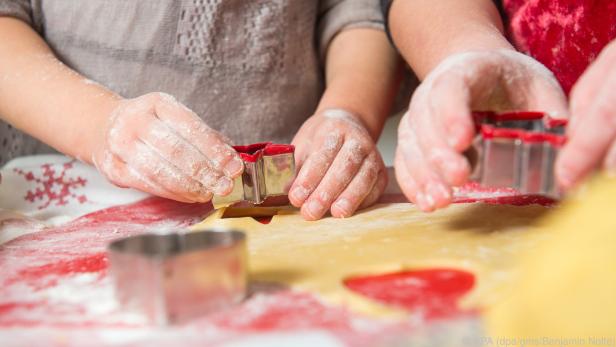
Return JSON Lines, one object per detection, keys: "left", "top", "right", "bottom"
{"left": 291, "top": 109, "right": 387, "bottom": 220}
{"left": 93, "top": 93, "right": 243, "bottom": 203}
{"left": 387, "top": 0, "right": 575, "bottom": 212}
{"left": 395, "top": 51, "right": 567, "bottom": 212}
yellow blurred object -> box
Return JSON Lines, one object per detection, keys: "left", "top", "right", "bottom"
{"left": 486, "top": 175, "right": 616, "bottom": 346}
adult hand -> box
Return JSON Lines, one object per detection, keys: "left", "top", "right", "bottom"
{"left": 92, "top": 92, "right": 243, "bottom": 203}
{"left": 289, "top": 109, "right": 388, "bottom": 220}
{"left": 557, "top": 40, "right": 616, "bottom": 189}
{"left": 395, "top": 50, "right": 568, "bottom": 211}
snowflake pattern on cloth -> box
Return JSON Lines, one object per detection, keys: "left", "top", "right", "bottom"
{"left": 14, "top": 161, "right": 88, "bottom": 210}
{"left": 0, "top": 155, "right": 147, "bottom": 230}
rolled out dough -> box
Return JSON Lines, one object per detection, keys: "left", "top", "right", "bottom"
{"left": 191, "top": 202, "right": 552, "bottom": 318}
{"left": 486, "top": 175, "right": 616, "bottom": 342}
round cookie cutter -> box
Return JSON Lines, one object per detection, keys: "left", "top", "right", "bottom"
{"left": 108, "top": 229, "right": 247, "bottom": 325}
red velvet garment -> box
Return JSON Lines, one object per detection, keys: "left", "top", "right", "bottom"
{"left": 503, "top": 0, "right": 616, "bottom": 94}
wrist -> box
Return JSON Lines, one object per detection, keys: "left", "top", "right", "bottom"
{"left": 390, "top": 0, "right": 514, "bottom": 80}
{"left": 316, "top": 85, "right": 388, "bottom": 140}
{"left": 315, "top": 106, "right": 381, "bottom": 140}
{"left": 76, "top": 95, "right": 124, "bottom": 165}
{"left": 314, "top": 107, "right": 376, "bottom": 138}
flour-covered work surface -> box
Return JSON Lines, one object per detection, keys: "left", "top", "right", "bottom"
{"left": 0, "top": 155, "right": 556, "bottom": 347}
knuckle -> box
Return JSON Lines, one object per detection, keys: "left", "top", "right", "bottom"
{"left": 190, "top": 160, "right": 211, "bottom": 176}
{"left": 196, "top": 169, "right": 219, "bottom": 188}
{"left": 315, "top": 189, "right": 334, "bottom": 204}
{"left": 313, "top": 151, "right": 332, "bottom": 164}
{"left": 362, "top": 164, "right": 379, "bottom": 183}
{"left": 338, "top": 159, "right": 356, "bottom": 175}
{"left": 341, "top": 193, "right": 362, "bottom": 208}
{"left": 354, "top": 135, "right": 374, "bottom": 151}
{"left": 145, "top": 92, "right": 164, "bottom": 104}
{"left": 376, "top": 174, "right": 388, "bottom": 191}
{"left": 296, "top": 171, "right": 319, "bottom": 191}
{"left": 182, "top": 179, "right": 202, "bottom": 195}
{"left": 210, "top": 144, "right": 234, "bottom": 166}
{"left": 321, "top": 134, "right": 343, "bottom": 153}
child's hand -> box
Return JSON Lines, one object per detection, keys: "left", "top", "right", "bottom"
{"left": 557, "top": 40, "right": 616, "bottom": 189}
{"left": 289, "top": 109, "right": 388, "bottom": 220}
{"left": 92, "top": 93, "right": 243, "bottom": 203}
{"left": 395, "top": 50, "right": 569, "bottom": 212}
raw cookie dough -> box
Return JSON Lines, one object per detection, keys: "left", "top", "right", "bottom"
{"left": 192, "top": 202, "right": 552, "bottom": 317}
{"left": 486, "top": 175, "right": 616, "bottom": 343}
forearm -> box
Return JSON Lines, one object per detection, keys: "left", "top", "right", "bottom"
{"left": 0, "top": 17, "right": 121, "bottom": 162}
{"left": 317, "top": 27, "right": 401, "bottom": 140}
{"left": 389, "top": 0, "right": 514, "bottom": 80}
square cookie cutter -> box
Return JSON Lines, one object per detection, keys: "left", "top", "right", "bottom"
{"left": 108, "top": 229, "right": 247, "bottom": 325}
{"left": 468, "top": 111, "right": 567, "bottom": 198}
{"left": 213, "top": 142, "right": 296, "bottom": 208}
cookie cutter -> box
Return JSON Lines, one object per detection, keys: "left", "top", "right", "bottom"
{"left": 468, "top": 111, "right": 567, "bottom": 198}
{"left": 213, "top": 142, "right": 295, "bottom": 208}
{"left": 107, "top": 229, "right": 247, "bottom": 325}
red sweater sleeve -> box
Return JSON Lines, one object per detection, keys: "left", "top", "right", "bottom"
{"left": 503, "top": 0, "right": 616, "bottom": 95}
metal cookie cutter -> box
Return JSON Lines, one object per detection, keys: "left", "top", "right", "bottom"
{"left": 468, "top": 111, "right": 567, "bottom": 198}
{"left": 213, "top": 142, "right": 296, "bottom": 208}
{"left": 108, "top": 230, "right": 247, "bottom": 325}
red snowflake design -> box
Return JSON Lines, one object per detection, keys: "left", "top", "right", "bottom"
{"left": 13, "top": 160, "right": 88, "bottom": 210}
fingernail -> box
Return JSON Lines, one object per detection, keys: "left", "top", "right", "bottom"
{"left": 558, "top": 171, "right": 575, "bottom": 189}
{"left": 427, "top": 182, "right": 451, "bottom": 204}
{"left": 439, "top": 184, "right": 452, "bottom": 200}
{"left": 424, "top": 193, "right": 436, "bottom": 210}
{"left": 214, "top": 177, "right": 233, "bottom": 195}
{"left": 415, "top": 192, "right": 433, "bottom": 211}
{"left": 291, "top": 186, "right": 310, "bottom": 203}
{"left": 224, "top": 157, "right": 243, "bottom": 177}
{"left": 332, "top": 198, "right": 352, "bottom": 217}
{"left": 304, "top": 200, "right": 324, "bottom": 220}
{"left": 555, "top": 161, "right": 576, "bottom": 189}
{"left": 413, "top": 193, "right": 424, "bottom": 207}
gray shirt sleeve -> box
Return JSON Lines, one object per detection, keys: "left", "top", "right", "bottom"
{"left": 0, "top": 1, "right": 57, "bottom": 165}
{"left": 318, "top": 0, "right": 385, "bottom": 60}
{"left": 0, "top": 0, "right": 32, "bottom": 25}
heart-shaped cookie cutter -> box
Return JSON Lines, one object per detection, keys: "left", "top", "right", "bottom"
{"left": 468, "top": 111, "right": 567, "bottom": 198}
{"left": 108, "top": 229, "right": 247, "bottom": 325}
{"left": 213, "top": 142, "right": 295, "bottom": 208}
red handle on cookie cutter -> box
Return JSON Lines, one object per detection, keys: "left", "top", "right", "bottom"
{"left": 473, "top": 111, "right": 568, "bottom": 147}
{"left": 233, "top": 142, "right": 295, "bottom": 163}
{"left": 469, "top": 111, "right": 567, "bottom": 198}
